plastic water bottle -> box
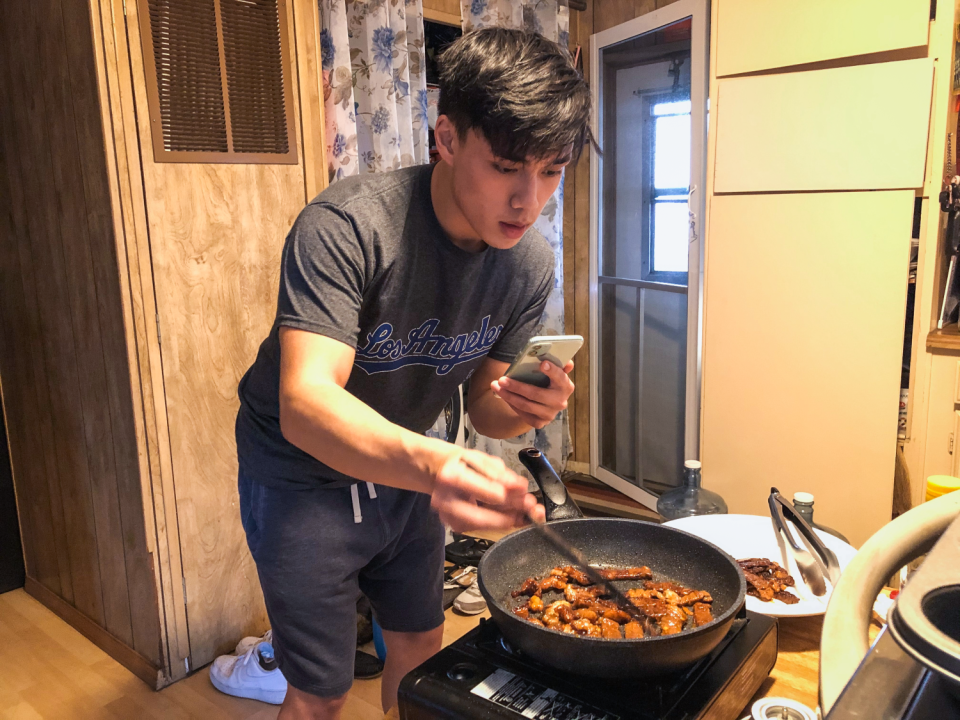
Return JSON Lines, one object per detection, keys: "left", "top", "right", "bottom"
{"left": 657, "top": 460, "right": 728, "bottom": 521}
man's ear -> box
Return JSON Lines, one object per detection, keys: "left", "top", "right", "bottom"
{"left": 434, "top": 115, "right": 458, "bottom": 163}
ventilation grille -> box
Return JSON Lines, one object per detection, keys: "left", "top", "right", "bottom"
{"left": 221, "top": 0, "right": 289, "bottom": 154}
{"left": 139, "top": 0, "right": 297, "bottom": 163}
{"left": 148, "top": 0, "right": 228, "bottom": 153}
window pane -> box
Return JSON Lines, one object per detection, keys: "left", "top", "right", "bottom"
{"left": 653, "top": 201, "right": 689, "bottom": 272}
{"left": 652, "top": 99, "right": 691, "bottom": 116}
{"left": 654, "top": 113, "right": 690, "bottom": 190}
{"left": 599, "top": 283, "right": 639, "bottom": 482}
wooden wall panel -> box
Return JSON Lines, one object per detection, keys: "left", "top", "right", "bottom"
{"left": 0, "top": 82, "right": 59, "bottom": 596}
{"left": 34, "top": 0, "right": 134, "bottom": 646}
{"left": 716, "top": 0, "right": 930, "bottom": 77}
{"left": 0, "top": 0, "right": 160, "bottom": 673}
{"left": 701, "top": 191, "right": 913, "bottom": 547}
{"left": 59, "top": 0, "right": 161, "bottom": 665}
{"left": 423, "top": 0, "right": 461, "bottom": 26}
{"left": 714, "top": 59, "right": 934, "bottom": 193}
{"left": 567, "top": 0, "right": 595, "bottom": 464}
{"left": 2, "top": 0, "right": 106, "bottom": 627}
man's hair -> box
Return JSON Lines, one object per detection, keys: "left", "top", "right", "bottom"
{"left": 437, "top": 28, "right": 592, "bottom": 164}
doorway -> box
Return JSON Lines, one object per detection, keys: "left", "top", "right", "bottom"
{"left": 589, "top": 0, "right": 708, "bottom": 508}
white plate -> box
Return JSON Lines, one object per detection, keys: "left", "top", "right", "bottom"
{"left": 663, "top": 514, "right": 859, "bottom": 617}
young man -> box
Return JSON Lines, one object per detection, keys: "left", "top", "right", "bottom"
{"left": 234, "top": 27, "right": 591, "bottom": 719}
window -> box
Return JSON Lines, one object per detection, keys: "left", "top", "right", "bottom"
{"left": 643, "top": 94, "right": 691, "bottom": 282}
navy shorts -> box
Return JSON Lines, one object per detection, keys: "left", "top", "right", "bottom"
{"left": 238, "top": 471, "right": 446, "bottom": 697}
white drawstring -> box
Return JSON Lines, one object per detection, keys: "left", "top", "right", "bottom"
{"left": 351, "top": 484, "right": 362, "bottom": 523}
{"left": 351, "top": 482, "right": 378, "bottom": 523}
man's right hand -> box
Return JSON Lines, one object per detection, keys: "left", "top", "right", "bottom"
{"left": 429, "top": 450, "right": 545, "bottom": 532}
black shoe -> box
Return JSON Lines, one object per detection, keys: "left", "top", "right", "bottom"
{"left": 354, "top": 649, "right": 384, "bottom": 679}
{"left": 445, "top": 534, "right": 493, "bottom": 567}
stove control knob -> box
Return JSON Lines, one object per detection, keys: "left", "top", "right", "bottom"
{"left": 447, "top": 663, "right": 478, "bottom": 682}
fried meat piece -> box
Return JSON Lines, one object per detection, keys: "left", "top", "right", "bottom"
{"left": 643, "top": 580, "right": 691, "bottom": 595}
{"left": 513, "top": 606, "right": 530, "bottom": 619}
{"left": 512, "top": 577, "right": 540, "bottom": 598}
{"left": 599, "top": 617, "right": 622, "bottom": 639}
{"left": 692, "top": 602, "right": 713, "bottom": 627}
{"left": 542, "top": 600, "right": 571, "bottom": 629}
{"left": 538, "top": 576, "right": 568, "bottom": 594}
{"left": 571, "top": 618, "right": 601, "bottom": 637}
{"left": 599, "top": 566, "right": 652, "bottom": 581}
{"left": 743, "top": 570, "right": 775, "bottom": 602}
{"left": 739, "top": 558, "right": 799, "bottom": 604}
{"left": 557, "top": 566, "right": 593, "bottom": 586}
{"left": 678, "top": 590, "right": 713, "bottom": 606}
{"left": 773, "top": 590, "right": 800, "bottom": 605}
{"left": 623, "top": 621, "right": 644, "bottom": 639}
{"left": 626, "top": 588, "right": 659, "bottom": 600}
{"left": 590, "top": 599, "right": 634, "bottom": 624}
{"left": 557, "top": 604, "right": 578, "bottom": 624}
{"left": 629, "top": 597, "right": 687, "bottom": 635}
{"left": 575, "top": 608, "right": 599, "bottom": 622}
{"left": 528, "top": 595, "right": 544, "bottom": 613}
{"left": 564, "top": 583, "right": 605, "bottom": 606}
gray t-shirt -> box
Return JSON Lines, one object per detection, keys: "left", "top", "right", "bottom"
{"left": 236, "top": 164, "right": 555, "bottom": 489}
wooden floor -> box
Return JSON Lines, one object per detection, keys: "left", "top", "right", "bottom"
{"left": 0, "top": 588, "right": 487, "bottom": 719}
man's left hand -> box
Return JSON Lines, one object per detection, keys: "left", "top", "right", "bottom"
{"left": 490, "top": 360, "right": 575, "bottom": 430}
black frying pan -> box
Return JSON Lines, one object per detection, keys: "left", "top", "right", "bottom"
{"left": 476, "top": 448, "right": 747, "bottom": 678}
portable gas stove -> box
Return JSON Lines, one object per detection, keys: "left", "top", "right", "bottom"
{"left": 398, "top": 609, "right": 778, "bottom": 720}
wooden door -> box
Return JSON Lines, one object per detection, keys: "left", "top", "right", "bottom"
{"left": 120, "top": 0, "right": 324, "bottom": 671}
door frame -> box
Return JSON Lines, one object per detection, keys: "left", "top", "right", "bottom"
{"left": 588, "top": 0, "right": 709, "bottom": 508}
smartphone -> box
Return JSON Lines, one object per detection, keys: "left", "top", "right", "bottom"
{"left": 503, "top": 335, "right": 583, "bottom": 388}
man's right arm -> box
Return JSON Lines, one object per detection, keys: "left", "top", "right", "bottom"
{"left": 278, "top": 327, "right": 543, "bottom": 531}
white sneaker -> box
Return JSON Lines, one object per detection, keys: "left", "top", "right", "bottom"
{"left": 210, "top": 641, "right": 287, "bottom": 705}
{"left": 235, "top": 629, "right": 273, "bottom": 656}
{"left": 453, "top": 578, "right": 487, "bottom": 615}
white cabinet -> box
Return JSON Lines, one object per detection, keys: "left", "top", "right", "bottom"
{"left": 701, "top": 191, "right": 914, "bottom": 547}
{"left": 714, "top": 59, "right": 934, "bottom": 193}
{"left": 716, "top": 0, "right": 931, "bottom": 77}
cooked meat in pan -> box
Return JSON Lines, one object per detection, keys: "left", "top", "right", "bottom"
{"left": 510, "top": 565, "right": 714, "bottom": 639}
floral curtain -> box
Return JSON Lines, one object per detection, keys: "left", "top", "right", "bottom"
{"left": 460, "top": 0, "right": 573, "bottom": 478}
{"left": 320, "top": 0, "right": 430, "bottom": 181}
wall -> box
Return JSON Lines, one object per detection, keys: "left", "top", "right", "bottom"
{"left": 0, "top": 0, "right": 160, "bottom": 670}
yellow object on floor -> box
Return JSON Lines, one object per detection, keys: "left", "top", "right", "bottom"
{"left": 925, "top": 475, "right": 960, "bottom": 502}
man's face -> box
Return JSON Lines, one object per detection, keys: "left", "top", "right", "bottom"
{"left": 440, "top": 122, "right": 572, "bottom": 250}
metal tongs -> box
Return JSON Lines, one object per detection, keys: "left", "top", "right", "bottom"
{"left": 768, "top": 487, "right": 842, "bottom": 597}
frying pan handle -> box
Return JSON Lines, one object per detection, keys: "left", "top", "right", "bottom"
{"left": 518, "top": 448, "right": 583, "bottom": 521}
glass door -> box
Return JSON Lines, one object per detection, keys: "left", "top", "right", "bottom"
{"left": 588, "top": 0, "right": 708, "bottom": 507}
